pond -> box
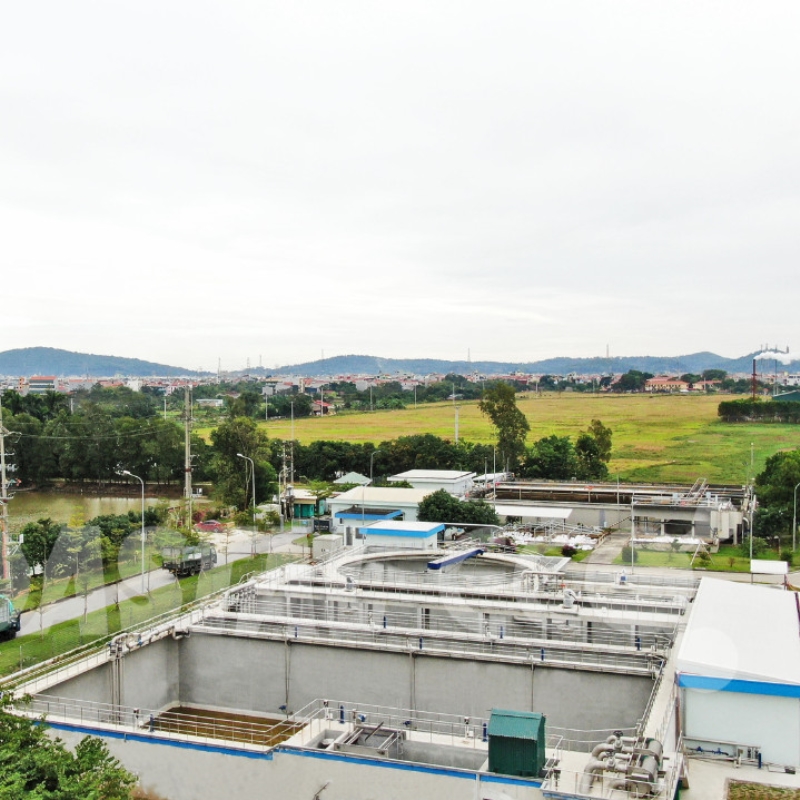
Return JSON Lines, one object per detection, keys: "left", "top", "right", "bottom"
{"left": 5, "top": 491, "right": 151, "bottom": 533}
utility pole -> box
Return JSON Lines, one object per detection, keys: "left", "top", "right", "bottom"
{"left": 0, "top": 398, "right": 11, "bottom": 581}
{"left": 290, "top": 400, "right": 295, "bottom": 487}
{"left": 184, "top": 387, "right": 193, "bottom": 529}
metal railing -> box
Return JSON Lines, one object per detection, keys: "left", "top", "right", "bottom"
{"left": 194, "top": 615, "right": 662, "bottom": 675}
{"left": 218, "top": 594, "right": 676, "bottom": 653}
{"left": 563, "top": 568, "right": 701, "bottom": 591}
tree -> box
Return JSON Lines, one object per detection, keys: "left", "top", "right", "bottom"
{"left": 0, "top": 700, "right": 137, "bottom": 798}
{"left": 521, "top": 435, "right": 578, "bottom": 480}
{"left": 585, "top": 419, "right": 612, "bottom": 462}
{"left": 614, "top": 370, "right": 653, "bottom": 392}
{"left": 210, "top": 417, "right": 277, "bottom": 509}
{"left": 417, "top": 489, "right": 499, "bottom": 526}
{"left": 478, "top": 382, "right": 530, "bottom": 469}
{"left": 755, "top": 449, "right": 800, "bottom": 538}
{"left": 702, "top": 369, "right": 727, "bottom": 382}
{"left": 575, "top": 433, "right": 609, "bottom": 481}
{"left": 379, "top": 434, "right": 460, "bottom": 475}
{"left": 19, "top": 518, "right": 65, "bottom": 576}
{"left": 226, "top": 388, "right": 262, "bottom": 418}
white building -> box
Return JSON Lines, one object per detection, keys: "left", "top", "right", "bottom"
{"left": 327, "top": 486, "right": 431, "bottom": 543}
{"left": 677, "top": 578, "right": 800, "bottom": 767}
{"left": 360, "top": 520, "right": 444, "bottom": 550}
{"left": 388, "top": 469, "right": 476, "bottom": 497}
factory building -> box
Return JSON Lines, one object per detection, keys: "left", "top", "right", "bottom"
{"left": 388, "top": 469, "right": 477, "bottom": 496}
{"left": 488, "top": 479, "right": 748, "bottom": 547}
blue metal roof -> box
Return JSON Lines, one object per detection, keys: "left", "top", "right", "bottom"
{"left": 362, "top": 522, "right": 445, "bottom": 538}
{"left": 335, "top": 509, "right": 403, "bottom": 521}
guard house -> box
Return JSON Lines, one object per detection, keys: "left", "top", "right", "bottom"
{"left": 360, "top": 521, "right": 444, "bottom": 550}
{"left": 387, "top": 470, "right": 476, "bottom": 497}
{"left": 288, "top": 488, "right": 327, "bottom": 520}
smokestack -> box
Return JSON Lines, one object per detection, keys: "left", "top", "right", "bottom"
{"left": 754, "top": 350, "right": 793, "bottom": 365}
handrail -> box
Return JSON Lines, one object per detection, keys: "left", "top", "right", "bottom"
{"left": 193, "top": 616, "right": 662, "bottom": 675}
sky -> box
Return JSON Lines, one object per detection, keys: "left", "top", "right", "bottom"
{"left": 1, "top": 2, "right": 798, "bottom": 371}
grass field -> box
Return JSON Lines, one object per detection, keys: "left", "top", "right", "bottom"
{"left": 229, "top": 393, "right": 800, "bottom": 485}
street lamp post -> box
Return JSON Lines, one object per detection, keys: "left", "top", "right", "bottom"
{"left": 793, "top": 482, "right": 800, "bottom": 554}
{"left": 369, "top": 449, "right": 381, "bottom": 485}
{"left": 360, "top": 450, "right": 382, "bottom": 545}
{"left": 237, "top": 453, "right": 257, "bottom": 557}
{"left": 121, "top": 470, "right": 146, "bottom": 594}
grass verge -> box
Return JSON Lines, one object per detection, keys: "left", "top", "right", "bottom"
{"left": 0, "top": 552, "right": 298, "bottom": 679}
{"left": 611, "top": 545, "right": 793, "bottom": 572}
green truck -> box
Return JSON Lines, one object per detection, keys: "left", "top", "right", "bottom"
{"left": 1, "top": 595, "right": 21, "bottom": 640}
{"left": 161, "top": 544, "right": 218, "bottom": 577}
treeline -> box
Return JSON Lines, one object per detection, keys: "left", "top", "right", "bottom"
{"left": 268, "top": 426, "right": 611, "bottom": 485}
{"left": 4, "top": 408, "right": 211, "bottom": 488}
{"left": 2, "top": 385, "right": 611, "bottom": 513}
{"left": 718, "top": 398, "right": 800, "bottom": 423}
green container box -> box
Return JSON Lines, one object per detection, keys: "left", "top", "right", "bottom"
{"left": 487, "top": 709, "right": 546, "bottom": 778}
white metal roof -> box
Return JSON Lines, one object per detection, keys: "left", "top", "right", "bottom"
{"left": 493, "top": 504, "right": 572, "bottom": 520}
{"left": 389, "top": 470, "right": 475, "bottom": 482}
{"left": 333, "top": 471, "right": 370, "bottom": 485}
{"left": 331, "top": 486, "right": 431, "bottom": 504}
{"left": 677, "top": 578, "right": 800, "bottom": 687}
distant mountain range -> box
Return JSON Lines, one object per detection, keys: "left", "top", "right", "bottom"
{"left": 0, "top": 347, "right": 190, "bottom": 378}
{"left": 279, "top": 352, "right": 800, "bottom": 378}
{"left": 1, "top": 347, "right": 797, "bottom": 380}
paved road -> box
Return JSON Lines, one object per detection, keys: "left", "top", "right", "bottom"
{"left": 18, "top": 528, "right": 305, "bottom": 637}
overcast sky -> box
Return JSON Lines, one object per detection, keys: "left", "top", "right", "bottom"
{"left": 2, "top": 2, "right": 798, "bottom": 371}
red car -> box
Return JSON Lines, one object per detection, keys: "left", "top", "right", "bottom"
{"left": 196, "top": 520, "right": 225, "bottom": 533}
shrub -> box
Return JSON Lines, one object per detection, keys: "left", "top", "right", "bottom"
{"left": 561, "top": 545, "right": 578, "bottom": 557}
{"left": 694, "top": 550, "right": 711, "bottom": 567}
{"left": 738, "top": 538, "right": 767, "bottom": 558}
{"left": 620, "top": 544, "right": 638, "bottom": 564}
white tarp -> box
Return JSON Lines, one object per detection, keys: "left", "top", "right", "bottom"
{"left": 493, "top": 504, "right": 572, "bottom": 520}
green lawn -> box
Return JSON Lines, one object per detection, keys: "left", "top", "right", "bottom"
{"left": 611, "top": 544, "right": 792, "bottom": 572}
{"left": 0, "top": 552, "right": 298, "bottom": 679}
{"left": 221, "top": 393, "right": 800, "bottom": 485}
{"left": 517, "top": 544, "right": 592, "bottom": 562}
{"left": 14, "top": 546, "right": 164, "bottom": 613}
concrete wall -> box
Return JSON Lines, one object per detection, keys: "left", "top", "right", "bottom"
{"left": 51, "top": 727, "right": 544, "bottom": 800}
{"left": 70, "top": 634, "right": 654, "bottom": 733}
{"left": 44, "top": 661, "right": 114, "bottom": 706}
{"left": 44, "top": 633, "right": 653, "bottom": 738}
{"left": 48, "top": 638, "right": 180, "bottom": 712}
